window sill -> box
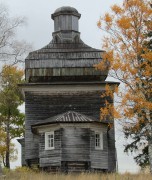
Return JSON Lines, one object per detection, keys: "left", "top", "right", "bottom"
{"left": 45, "top": 147, "right": 55, "bottom": 150}
{"left": 95, "top": 147, "right": 103, "bottom": 150}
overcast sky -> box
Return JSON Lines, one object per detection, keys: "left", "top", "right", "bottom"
{"left": 0, "top": 0, "right": 140, "bottom": 173}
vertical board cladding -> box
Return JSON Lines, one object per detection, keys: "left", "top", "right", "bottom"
{"left": 90, "top": 124, "right": 108, "bottom": 170}
{"left": 39, "top": 129, "right": 61, "bottom": 167}
{"left": 61, "top": 127, "right": 90, "bottom": 162}
{"left": 24, "top": 90, "right": 103, "bottom": 160}
{"left": 18, "top": 139, "right": 26, "bottom": 166}
{"left": 21, "top": 140, "right": 26, "bottom": 166}
{"left": 107, "top": 127, "right": 116, "bottom": 172}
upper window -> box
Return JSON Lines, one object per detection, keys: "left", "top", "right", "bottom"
{"left": 45, "top": 131, "right": 54, "bottom": 150}
{"left": 95, "top": 132, "right": 103, "bottom": 150}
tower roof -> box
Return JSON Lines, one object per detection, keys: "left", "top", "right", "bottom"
{"left": 25, "top": 7, "right": 108, "bottom": 83}
{"left": 31, "top": 111, "right": 110, "bottom": 128}
{"left": 55, "top": 6, "right": 78, "bottom": 13}
{"left": 52, "top": 6, "right": 81, "bottom": 19}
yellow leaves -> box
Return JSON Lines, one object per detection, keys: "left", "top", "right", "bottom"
{"left": 111, "top": 4, "right": 123, "bottom": 15}
{"left": 100, "top": 101, "right": 121, "bottom": 120}
{"left": 117, "top": 16, "right": 131, "bottom": 30}
{"left": 121, "top": 63, "right": 138, "bottom": 76}
{"left": 97, "top": 20, "right": 101, "bottom": 28}
{"left": 97, "top": 13, "right": 113, "bottom": 30}
{"left": 97, "top": 0, "right": 152, "bottom": 129}
{"left": 142, "top": 51, "right": 152, "bottom": 61}
{"left": 101, "top": 85, "right": 113, "bottom": 98}
{"left": 124, "top": 0, "right": 152, "bottom": 13}
{"left": 103, "top": 13, "right": 113, "bottom": 30}
{"left": 1, "top": 65, "right": 24, "bottom": 78}
{"left": 1, "top": 65, "right": 24, "bottom": 93}
{"left": 112, "top": 63, "right": 120, "bottom": 71}
{"left": 94, "top": 50, "right": 113, "bottom": 72}
{"left": 100, "top": 106, "right": 110, "bottom": 120}
{"left": 0, "top": 128, "right": 7, "bottom": 155}
{"left": 100, "top": 85, "right": 120, "bottom": 120}
{"left": 100, "top": 100, "right": 114, "bottom": 121}
{"left": 113, "top": 108, "right": 121, "bottom": 119}
{"left": 104, "top": 13, "right": 113, "bottom": 23}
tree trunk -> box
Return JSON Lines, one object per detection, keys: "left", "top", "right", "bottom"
{"left": 2, "top": 156, "right": 6, "bottom": 167}
{"left": 5, "top": 109, "right": 10, "bottom": 169}
{"left": 148, "top": 139, "right": 152, "bottom": 174}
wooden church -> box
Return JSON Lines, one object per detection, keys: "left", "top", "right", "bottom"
{"left": 18, "top": 6, "right": 118, "bottom": 173}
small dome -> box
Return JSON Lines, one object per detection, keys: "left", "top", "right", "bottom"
{"left": 52, "top": 6, "right": 81, "bottom": 20}
{"left": 54, "top": 6, "right": 78, "bottom": 14}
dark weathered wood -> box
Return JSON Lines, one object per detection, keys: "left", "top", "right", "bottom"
{"left": 90, "top": 126, "right": 108, "bottom": 170}
{"left": 24, "top": 90, "right": 103, "bottom": 160}
{"left": 61, "top": 128, "right": 90, "bottom": 162}
{"left": 36, "top": 124, "right": 113, "bottom": 172}
{"left": 39, "top": 129, "right": 61, "bottom": 167}
{"left": 17, "top": 138, "right": 26, "bottom": 166}
{"left": 25, "top": 67, "right": 106, "bottom": 82}
{"left": 107, "top": 127, "right": 116, "bottom": 172}
{"left": 21, "top": 6, "right": 117, "bottom": 173}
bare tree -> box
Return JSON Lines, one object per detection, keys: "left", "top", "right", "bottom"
{"left": 0, "top": 3, "right": 31, "bottom": 67}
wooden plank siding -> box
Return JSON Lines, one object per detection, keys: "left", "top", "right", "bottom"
{"left": 24, "top": 90, "right": 103, "bottom": 160}
{"left": 39, "top": 129, "right": 61, "bottom": 167}
{"left": 21, "top": 6, "right": 118, "bottom": 172}
{"left": 107, "top": 127, "right": 116, "bottom": 172}
{"left": 25, "top": 67, "right": 105, "bottom": 79}
{"left": 61, "top": 128, "right": 90, "bottom": 162}
{"left": 36, "top": 124, "right": 111, "bottom": 171}
{"left": 90, "top": 125, "right": 108, "bottom": 170}
{"left": 25, "top": 41, "right": 107, "bottom": 83}
{"left": 17, "top": 138, "right": 26, "bottom": 166}
{"left": 25, "top": 52, "right": 102, "bottom": 66}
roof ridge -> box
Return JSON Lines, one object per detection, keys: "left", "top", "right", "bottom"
{"left": 31, "top": 110, "right": 103, "bottom": 127}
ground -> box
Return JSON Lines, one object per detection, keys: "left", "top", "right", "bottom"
{"left": 1, "top": 167, "right": 152, "bottom": 180}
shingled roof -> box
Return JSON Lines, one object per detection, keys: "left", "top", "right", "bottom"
{"left": 31, "top": 111, "right": 104, "bottom": 128}
{"left": 25, "top": 6, "right": 108, "bottom": 83}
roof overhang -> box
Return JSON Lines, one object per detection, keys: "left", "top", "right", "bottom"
{"left": 18, "top": 81, "right": 120, "bottom": 97}
{"left": 31, "top": 121, "right": 110, "bottom": 135}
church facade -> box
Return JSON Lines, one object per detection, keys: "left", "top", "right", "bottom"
{"left": 18, "top": 6, "right": 118, "bottom": 172}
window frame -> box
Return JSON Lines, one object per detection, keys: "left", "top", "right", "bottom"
{"left": 45, "top": 131, "right": 54, "bottom": 150}
{"left": 95, "top": 131, "right": 103, "bottom": 150}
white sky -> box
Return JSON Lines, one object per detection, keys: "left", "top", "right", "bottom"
{"left": 1, "top": 0, "right": 140, "bottom": 173}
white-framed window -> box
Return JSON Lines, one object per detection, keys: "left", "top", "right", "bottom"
{"left": 45, "top": 131, "right": 54, "bottom": 150}
{"left": 95, "top": 132, "right": 103, "bottom": 150}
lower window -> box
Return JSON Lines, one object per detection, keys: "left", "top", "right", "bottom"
{"left": 95, "top": 132, "right": 103, "bottom": 150}
{"left": 45, "top": 131, "right": 54, "bottom": 150}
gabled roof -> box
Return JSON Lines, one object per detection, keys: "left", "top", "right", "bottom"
{"left": 32, "top": 111, "right": 104, "bottom": 128}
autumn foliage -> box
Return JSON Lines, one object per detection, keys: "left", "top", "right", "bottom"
{"left": 96, "top": 0, "right": 152, "bottom": 170}
{"left": 0, "top": 65, "right": 24, "bottom": 168}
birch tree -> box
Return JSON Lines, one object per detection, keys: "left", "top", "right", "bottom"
{"left": 0, "top": 3, "right": 31, "bottom": 67}
{"left": 96, "top": 0, "right": 152, "bottom": 172}
{"left": 0, "top": 65, "right": 24, "bottom": 168}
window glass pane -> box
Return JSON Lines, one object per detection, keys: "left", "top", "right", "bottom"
{"left": 45, "top": 132, "right": 54, "bottom": 149}
{"left": 95, "top": 133, "right": 101, "bottom": 148}
{"left": 51, "top": 139, "right": 54, "bottom": 147}
{"left": 48, "top": 139, "right": 50, "bottom": 147}
{"left": 51, "top": 134, "right": 53, "bottom": 138}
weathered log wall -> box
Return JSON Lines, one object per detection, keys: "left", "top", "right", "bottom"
{"left": 108, "top": 127, "right": 116, "bottom": 172}
{"left": 37, "top": 124, "right": 110, "bottom": 171}
{"left": 39, "top": 129, "right": 61, "bottom": 167}
{"left": 24, "top": 90, "right": 103, "bottom": 161}
{"left": 61, "top": 127, "right": 90, "bottom": 162}
{"left": 90, "top": 125, "right": 108, "bottom": 170}
{"left": 17, "top": 138, "right": 26, "bottom": 166}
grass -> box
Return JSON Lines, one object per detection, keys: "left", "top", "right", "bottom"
{"left": 1, "top": 168, "right": 152, "bottom": 180}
